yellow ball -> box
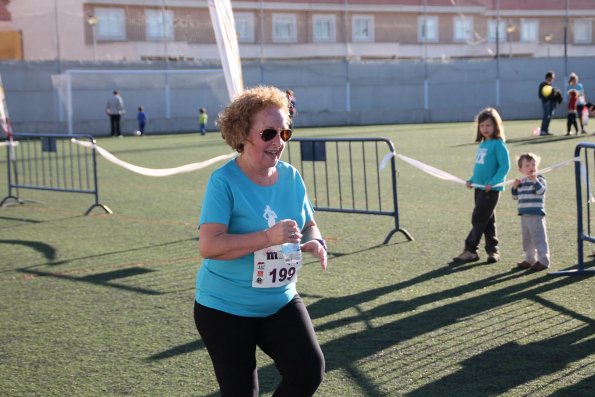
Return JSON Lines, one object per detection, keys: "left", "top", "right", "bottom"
{"left": 541, "top": 85, "right": 552, "bottom": 97}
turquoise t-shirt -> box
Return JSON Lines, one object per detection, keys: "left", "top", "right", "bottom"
{"left": 468, "top": 138, "right": 510, "bottom": 191}
{"left": 195, "top": 159, "right": 314, "bottom": 317}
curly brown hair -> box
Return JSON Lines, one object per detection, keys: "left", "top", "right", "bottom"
{"left": 218, "top": 86, "right": 289, "bottom": 153}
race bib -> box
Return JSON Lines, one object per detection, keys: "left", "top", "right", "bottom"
{"left": 252, "top": 244, "right": 303, "bottom": 288}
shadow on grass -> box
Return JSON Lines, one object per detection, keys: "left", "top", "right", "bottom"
{"left": 0, "top": 213, "right": 82, "bottom": 229}
{"left": 20, "top": 267, "right": 162, "bottom": 295}
{"left": 408, "top": 320, "right": 595, "bottom": 397}
{"left": 451, "top": 134, "right": 575, "bottom": 149}
{"left": 10, "top": 237, "right": 198, "bottom": 294}
{"left": 80, "top": 266, "right": 155, "bottom": 283}
{"left": 270, "top": 265, "right": 591, "bottom": 395}
{"left": 0, "top": 215, "right": 44, "bottom": 224}
{"left": 307, "top": 266, "right": 526, "bottom": 332}
{"left": 0, "top": 239, "right": 57, "bottom": 262}
{"left": 506, "top": 133, "right": 590, "bottom": 146}
{"left": 549, "top": 372, "right": 595, "bottom": 397}
{"left": 327, "top": 239, "right": 410, "bottom": 261}
{"left": 146, "top": 339, "right": 205, "bottom": 361}
{"left": 6, "top": 237, "right": 197, "bottom": 274}
{"left": 152, "top": 244, "right": 595, "bottom": 396}
{"left": 516, "top": 135, "right": 587, "bottom": 146}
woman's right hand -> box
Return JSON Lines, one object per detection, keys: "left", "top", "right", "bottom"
{"left": 266, "top": 219, "right": 302, "bottom": 245}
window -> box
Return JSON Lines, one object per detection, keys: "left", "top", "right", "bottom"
{"left": 520, "top": 19, "right": 539, "bottom": 42}
{"left": 352, "top": 15, "right": 374, "bottom": 42}
{"left": 313, "top": 14, "right": 336, "bottom": 43}
{"left": 235, "top": 12, "right": 255, "bottom": 43}
{"left": 418, "top": 15, "right": 438, "bottom": 43}
{"left": 488, "top": 20, "right": 506, "bottom": 43}
{"left": 273, "top": 14, "right": 297, "bottom": 43}
{"left": 95, "top": 8, "right": 125, "bottom": 40}
{"left": 574, "top": 19, "right": 592, "bottom": 44}
{"left": 145, "top": 9, "right": 174, "bottom": 40}
{"left": 454, "top": 16, "right": 473, "bottom": 42}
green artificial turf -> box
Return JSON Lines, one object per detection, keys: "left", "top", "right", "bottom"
{"left": 1, "top": 118, "right": 594, "bottom": 396}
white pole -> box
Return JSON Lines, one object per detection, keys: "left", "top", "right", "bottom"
{"left": 162, "top": 0, "right": 171, "bottom": 119}
{"left": 344, "top": 0, "right": 351, "bottom": 112}
{"left": 495, "top": 0, "right": 501, "bottom": 106}
{"left": 260, "top": 0, "right": 264, "bottom": 84}
{"left": 67, "top": 72, "right": 72, "bottom": 135}
{"left": 423, "top": 0, "right": 429, "bottom": 114}
{"left": 92, "top": 25, "right": 97, "bottom": 61}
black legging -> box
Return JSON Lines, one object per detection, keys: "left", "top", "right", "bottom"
{"left": 109, "top": 114, "right": 121, "bottom": 136}
{"left": 567, "top": 112, "right": 579, "bottom": 134}
{"left": 194, "top": 295, "right": 324, "bottom": 397}
{"left": 464, "top": 188, "right": 500, "bottom": 254}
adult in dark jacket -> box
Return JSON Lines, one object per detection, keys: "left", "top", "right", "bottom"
{"left": 538, "top": 71, "right": 556, "bottom": 136}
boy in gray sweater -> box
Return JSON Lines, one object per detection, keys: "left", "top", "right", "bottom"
{"left": 511, "top": 153, "right": 550, "bottom": 271}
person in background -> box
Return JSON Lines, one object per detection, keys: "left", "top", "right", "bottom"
{"left": 106, "top": 90, "right": 125, "bottom": 137}
{"left": 511, "top": 153, "right": 550, "bottom": 271}
{"left": 566, "top": 88, "right": 579, "bottom": 136}
{"left": 137, "top": 106, "right": 147, "bottom": 136}
{"left": 568, "top": 72, "right": 588, "bottom": 134}
{"left": 453, "top": 107, "right": 511, "bottom": 264}
{"left": 538, "top": 71, "right": 556, "bottom": 136}
{"left": 286, "top": 89, "right": 296, "bottom": 129}
{"left": 193, "top": 86, "right": 327, "bottom": 396}
{"left": 199, "top": 107, "right": 208, "bottom": 135}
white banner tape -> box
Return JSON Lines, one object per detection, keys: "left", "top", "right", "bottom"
{"left": 71, "top": 139, "right": 236, "bottom": 177}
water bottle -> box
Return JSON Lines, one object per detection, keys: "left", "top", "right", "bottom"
{"left": 282, "top": 243, "right": 302, "bottom": 265}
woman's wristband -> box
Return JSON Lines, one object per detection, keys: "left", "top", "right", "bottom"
{"left": 314, "top": 238, "right": 327, "bottom": 251}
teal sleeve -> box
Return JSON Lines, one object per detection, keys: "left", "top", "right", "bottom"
{"left": 489, "top": 141, "right": 510, "bottom": 189}
{"left": 198, "top": 172, "right": 232, "bottom": 227}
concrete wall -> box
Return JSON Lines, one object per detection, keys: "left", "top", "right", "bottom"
{"left": 0, "top": 57, "right": 593, "bottom": 136}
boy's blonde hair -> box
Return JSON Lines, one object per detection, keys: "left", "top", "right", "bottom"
{"left": 474, "top": 107, "right": 506, "bottom": 142}
{"left": 516, "top": 152, "right": 541, "bottom": 168}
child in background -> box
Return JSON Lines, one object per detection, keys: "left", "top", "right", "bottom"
{"left": 453, "top": 108, "right": 511, "bottom": 264}
{"left": 511, "top": 153, "right": 550, "bottom": 271}
{"left": 199, "top": 108, "right": 208, "bottom": 135}
{"left": 568, "top": 72, "right": 587, "bottom": 134}
{"left": 566, "top": 83, "right": 579, "bottom": 136}
{"left": 137, "top": 106, "right": 147, "bottom": 136}
{"left": 286, "top": 90, "right": 296, "bottom": 129}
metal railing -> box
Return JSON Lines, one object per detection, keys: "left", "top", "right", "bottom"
{"left": 551, "top": 143, "right": 595, "bottom": 276}
{"left": 1, "top": 133, "right": 111, "bottom": 215}
{"left": 285, "top": 137, "right": 412, "bottom": 244}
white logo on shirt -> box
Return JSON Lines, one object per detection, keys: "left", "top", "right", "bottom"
{"left": 475, "top": 148, "right": 487, "bottom": 164}
{"left": 263, "top": 205, "right": 277, "bottom": 227}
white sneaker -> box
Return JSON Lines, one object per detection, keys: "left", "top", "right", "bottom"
{"left": 487, "top": 252, "right": 501, "bottom": 264}
{"left": 453, "top": 250, "right": 479, "bottom": 263}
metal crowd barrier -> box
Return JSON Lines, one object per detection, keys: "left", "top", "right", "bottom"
{"left": 0, "top": 133, "right": 111, "bottom": 215}
{"left": 286, "top": 137, "right": 413, "bottom": 244}
{"left": 551, "top": 142, "right": 595, "bottom": 275}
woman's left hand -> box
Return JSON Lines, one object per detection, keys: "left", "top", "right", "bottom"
{"left": 300, "top": 240, "right": 328, "bottom": 271}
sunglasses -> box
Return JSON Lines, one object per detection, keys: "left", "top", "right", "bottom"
{"left": 259, "top": 128, "right": 293, "bottom": 142}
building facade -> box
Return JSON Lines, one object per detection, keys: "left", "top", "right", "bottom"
{"left": 1, "top": 0, "right": 594, "bottom": 62}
